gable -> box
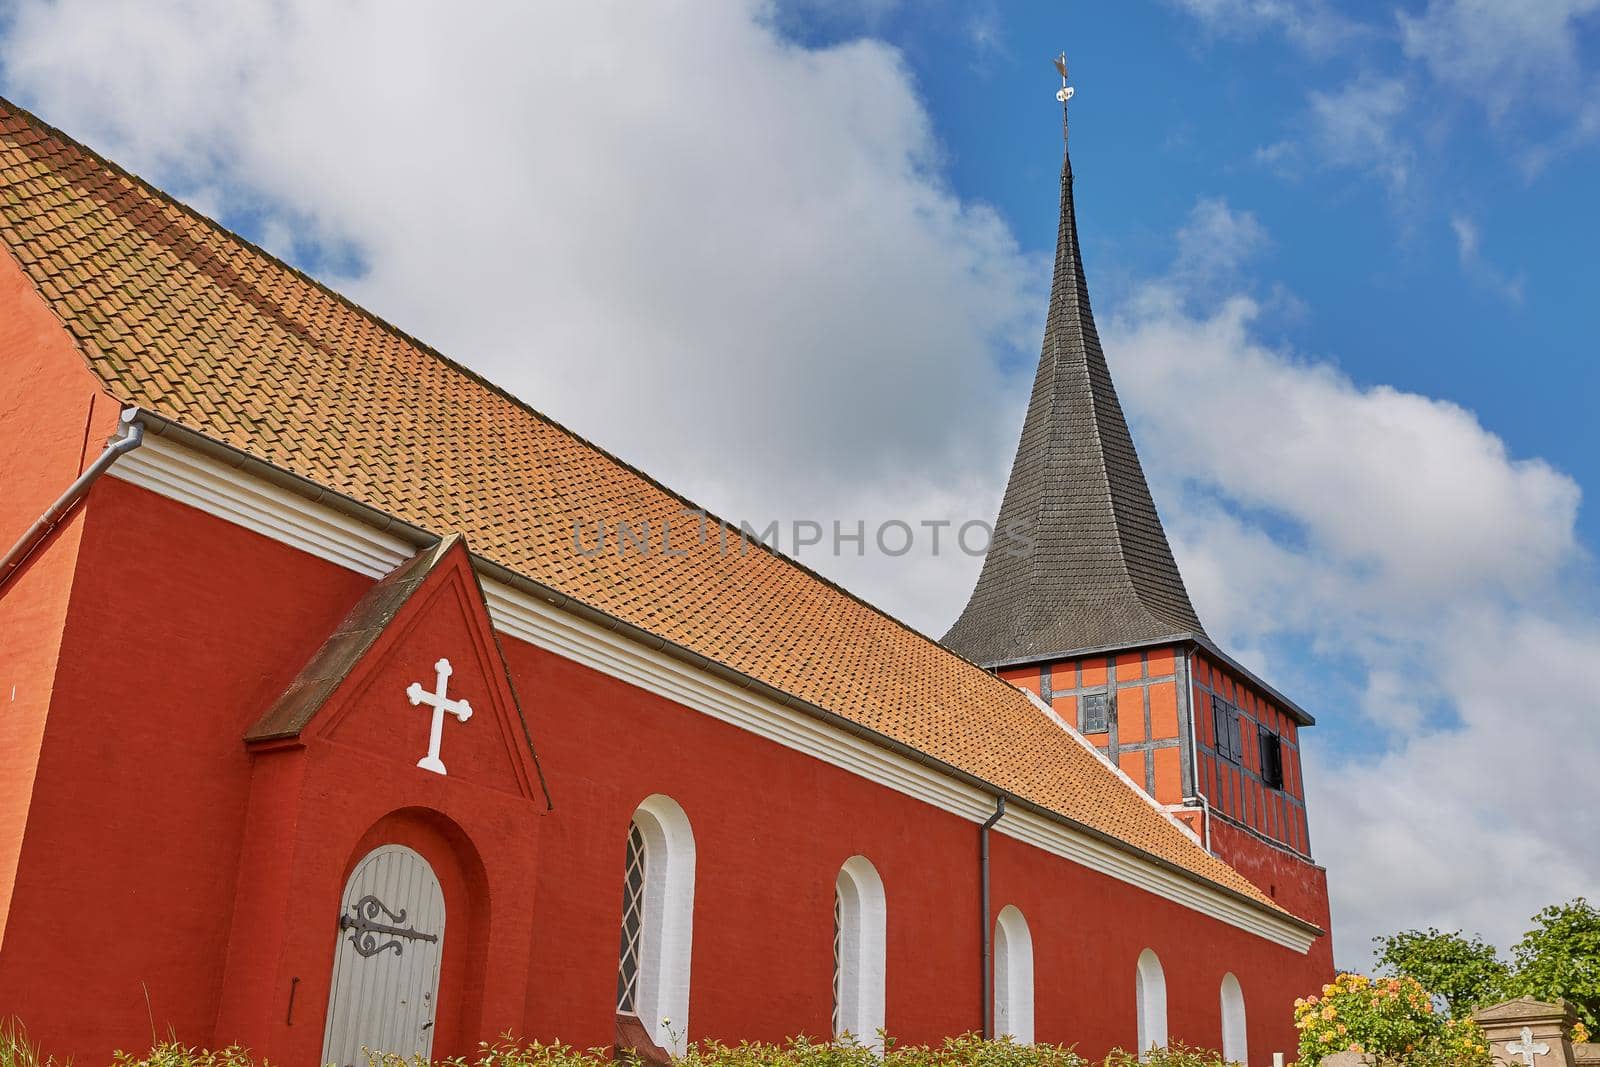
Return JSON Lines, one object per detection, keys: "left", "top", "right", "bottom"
{"left": 247, "top": 534, "right": 548, "bottom": 805}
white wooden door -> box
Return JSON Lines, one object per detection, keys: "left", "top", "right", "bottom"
{"left": 322, "top": 844, "right": 447, "bottom": 1067}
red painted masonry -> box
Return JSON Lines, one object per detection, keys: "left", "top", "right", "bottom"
{"left": 0, "top": 323, "right": 1333, "bottom": 1065}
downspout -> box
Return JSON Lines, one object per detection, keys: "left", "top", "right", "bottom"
{"left": 980, "top": 794, "right": 1006, "bottom": 1039}
{"left": 0, "top": 408, "right": 143, "bottom": 592}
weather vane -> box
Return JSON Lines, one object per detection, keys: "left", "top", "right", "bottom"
{"left": 1055, "top": 52, "right": 1075, "bottom": 141}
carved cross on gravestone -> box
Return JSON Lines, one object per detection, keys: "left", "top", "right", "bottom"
{"left": 1507, "top": 1025, "right": 1550, "bottom": 1066}
{"left": 406, "top": 657, "right": 473, "bottom": 775}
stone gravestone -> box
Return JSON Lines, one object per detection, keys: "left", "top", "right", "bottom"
{"left": 1319, "top": 1053, "right": 1371, "bottom": 1066}
{"left": 1473, "top": 997, "right": 1580, "bottom": 1067}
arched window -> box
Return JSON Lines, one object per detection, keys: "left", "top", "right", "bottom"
{"left": 1220, "top": 972, "right": 1247, "bottom": 1065}
{"left": 1135, "top": 948, "right": 1168, "bottom": 1059}
{"left": 994, "top": 905, "right": 1035, "bottom": 1043}
{"left": 615, "top": 795, "right": 696, "bottom": 1055}
{"left": 832, "top": 856, "right": 886, "bottom": 1048}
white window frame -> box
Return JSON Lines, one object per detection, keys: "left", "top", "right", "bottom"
{"left": 833, "top": 855, "right": 886, "bottom": 1049}
{"left": 1220, "top": 971, "right": 1248, "bottom": 1065}
{"left": 622, "top": 794, "right": 696, "bottom": 1055}
{"left": 1136, "top": 948, "right": 1168, "bottom": 1059}
{"left": 993, "top": 905, "right": 1035, "bottom": 1044}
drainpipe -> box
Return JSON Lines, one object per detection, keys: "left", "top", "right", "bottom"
{"left": 0, "top": 408, "right": 143, "bottom": 592}
{"left": 1181, "top": 646, "right": 1213, "bottom": 853}
{"left": 980, "top": 794, "right": 1006, "bottom": 1039}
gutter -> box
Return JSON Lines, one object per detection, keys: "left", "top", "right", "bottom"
{"left": 119, "top": 409, "right": 1324, "bottom": 942}
{"left": 0, "top": 408, "right": 143, "bottom": 592}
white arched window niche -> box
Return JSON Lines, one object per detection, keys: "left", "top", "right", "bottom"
{"left": 615, "top": 794, "right": 696, "bottom": 1055}
{"left": 994, "top": 905, "right": 1035, "bottom": 1044}
{"left": 1220, "top": 972, "right": 1247, "bottom": 1065}
{"left": 832, "top": 855, "right": 886, "bottom": 1049}
{"left": 1135, "top": 948, "right": 1168, "bottom": 1060}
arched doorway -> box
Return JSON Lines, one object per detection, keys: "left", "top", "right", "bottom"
{"left": 322, "top": 844, "right": 447, "bottom": 1066}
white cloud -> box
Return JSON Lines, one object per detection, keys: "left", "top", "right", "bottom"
{"left": 1173, "top": 197, "right": 1271, "bottom": 294}
{"left": 1267, "top": 74, "right": 1415, "bottom": 195}
{"left": 1399, "top": 0, "right": 1600, "bottom": 121}
{"left": 0, "top": 0, "right": 1041, "bottom": 626}
{"left": 1166, "top": 0, "right": 1365, "bottom": 55}
{"left": 1451, "top": 214, "right": 1525, "bottom": 304}
{"left": 1398, "top": 0, "right": 1600, "bottom": 172}
{"left": 1106, "top": 199, "right": 1596, "bottom": 961}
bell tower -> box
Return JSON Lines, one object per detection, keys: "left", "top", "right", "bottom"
{"left": 945, "top": 56, "right": 1328, "bottom": 921}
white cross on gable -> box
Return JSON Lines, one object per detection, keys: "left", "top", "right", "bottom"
{"left": 1507, "top": 1025, "right": 1550, "bottom": 1066}
{"left": 406, "top": 658, "right": 473, "bottom": 775}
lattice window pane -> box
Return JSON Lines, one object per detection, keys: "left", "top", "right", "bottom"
{"left": 831, "top": 886, "right": 843, "bottom": 1038}
{"left": 1081, "top": 691, "right": 1109, "bottom": 734}
{"left": 616, "top": 822, "right": 648, "bottom": 1013}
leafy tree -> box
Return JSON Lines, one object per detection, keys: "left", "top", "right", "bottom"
{"left": 1372, "top": 928, "right": 1510, "bottom": 1018}
{"left": 1505, "top": 898, "right": 1600, "bottom": 1029}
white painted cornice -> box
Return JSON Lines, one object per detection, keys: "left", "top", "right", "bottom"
{"left": 107, "top": 432, "right": 1317, "bottom": 953}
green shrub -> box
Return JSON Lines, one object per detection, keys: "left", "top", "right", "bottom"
{"left": 672, "top": 1034, "right": 1091, "bottom": 1067}
{"left": 363, "top": 1037, "right": 614, "bottom": 1067}
{"left": 0, "top": 1020, "right": 56, "bottom": 1067}
{"left": 109, "top": 1043, "right": 261, "bottom": 1067}
{"left": 1101, "top": 1041, "right": 1228, "bottom": 1066}
{"left": 0, "top": 1031, "right": 1246, "bottom": 1067}
{"left": 1294, "top": 973, "right": 1492, "bottom": 1066}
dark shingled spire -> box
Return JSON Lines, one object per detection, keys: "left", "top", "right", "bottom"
{"left": 943, "top": 110, "right": 1206, "bottom": 667}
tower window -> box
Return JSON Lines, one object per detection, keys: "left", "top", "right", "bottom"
{"left": 1211, "top": 696, "right": 1240, "bottom": 762}
{"left": 1082, "top": 690, "right": 1110, "bottom": 734}
{"left": 1259, "top": 728, "right": 1284, "bottom": 789}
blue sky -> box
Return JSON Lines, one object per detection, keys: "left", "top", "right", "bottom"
{"left": 794, "top": 0, "right": 1600, "bottom": 544}
{"left": 3, "top": 0, "right": 1597, "bottom": 968}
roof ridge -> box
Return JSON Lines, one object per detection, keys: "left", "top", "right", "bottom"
{"left": 0, "top": 94, "right": 994, "bottom": 678}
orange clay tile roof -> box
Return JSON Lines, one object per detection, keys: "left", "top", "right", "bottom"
{"left": 0, "top": 96, "right": 1300, "bottom": 924}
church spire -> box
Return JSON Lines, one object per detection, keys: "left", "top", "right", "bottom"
{"left": 943, "top": 57, "right": 1206, "bottom": 667}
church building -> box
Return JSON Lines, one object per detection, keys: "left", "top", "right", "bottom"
{"left": 0, "top": 84, "right": 1331, "bottom": 1067}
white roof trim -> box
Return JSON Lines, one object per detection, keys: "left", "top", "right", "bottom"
{"left": 1022, "top": 689, "right": 1205, "bottom": 848}
{"left": 107, "top": 434, "right": 1316, "bottom": 953}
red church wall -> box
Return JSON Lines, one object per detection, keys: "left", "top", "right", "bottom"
{"left": 0, "top": 248, "right": 119, "bottom": 554}
{"left": 0, "top": 509, "right": 84, "bottom": 945}
{"left": 1189, "top": 650, "right": 1329, "bottom": 966}
{"left": 1206, "top": 818, "right": 1333, "bottom": 962}
{"left": 0, "top": 477, "right": 1333, "bottom": 1063}
{"left": 0, "top": 258, "right": 121, "bottom": 958}
{"left": 0, "top": 477, "right": 373, "bottom": 1054}
{"left": 512, "top": 630, "right": 1329, "bottom": 1060}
